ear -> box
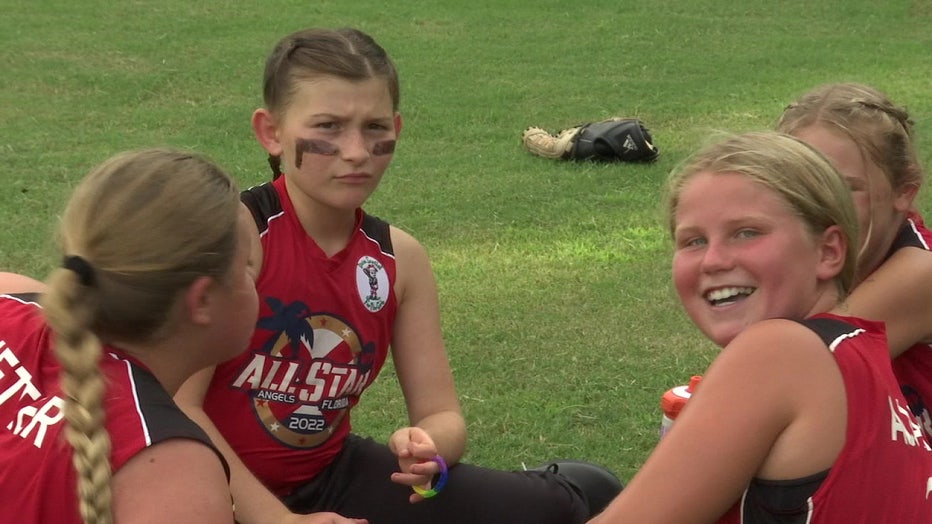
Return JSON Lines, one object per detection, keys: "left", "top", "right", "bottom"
{"left": 184, "top": 276, "right": 216, "bottom": 326}
{"left": 815, "top": 225, "right": 848, "bottom": 281}
{"left": 252, "top": 108, "right": 283, "bottom": 156}
{"left": 393, "top": 112, "right": 403, "bottom": 137}
{"left": 893, "top": 182, "right": 919, "bottom": 214}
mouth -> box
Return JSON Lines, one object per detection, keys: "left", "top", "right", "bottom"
{"left": 704, "top": 286, "right": 755, "bottom": 306}
{"left": 336, "top": 173, "right": 372, "bottom": 183}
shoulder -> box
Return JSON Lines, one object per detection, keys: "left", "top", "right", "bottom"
{"left": 728, "top": 318, "right": 830, "bottom": 355}
{"left": 897, "top": 213, "right": 932, "bottom": 250}
{"left": 360, "top": 211, "right": 395, "bottom": 256}
{"left": 112, "top": 438, "right": 233, "bottom": 522}
{"left": 238, "top": 203, "right": 263, "bottom": 279}
{"left": 388, "top": 224, "right": 431, "bottom": 269}
{"left": 879, "top": 244, "right": 932, "bottom": 276}
{"left": 240, "top": 180, "right": 283, "bottom": 235}
{"left": 105, "top": 360, "right": 225, "bottom": 470}
{"left": 713, "top": 319, "right": 839, "bottom": 383}
{"left": 0, "top": 294, "right": 48, "bottom": 348}
{"left": 384, "top": 224, "right": 437, "bottom": 305}
{"left": 701, "top": 319, "right": 846, "bottom": 434}
{"left": 122, "top": 437, "right": 225, "bottom": 473}
{"left": 387, "top": 224, "right": 422, "bottom": 252}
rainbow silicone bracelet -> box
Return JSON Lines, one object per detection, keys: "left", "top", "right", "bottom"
{"left": 411, "top": 455, "right": 449, "bottom": 499}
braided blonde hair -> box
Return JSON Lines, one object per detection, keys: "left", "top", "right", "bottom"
{"left": 777, "top": 82, "right": 923, "bottom": 194}
{"left": 40, "top": 148, "right": 240, "bottom": 524}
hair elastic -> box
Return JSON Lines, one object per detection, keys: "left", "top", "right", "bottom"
{"left": 411, "top": 454, "right": 448, "bottom": 499}
{"left": 62, "top": 255, "right": 96, "bottom": 287}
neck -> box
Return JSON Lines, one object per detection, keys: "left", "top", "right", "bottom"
{"left": 283, "top": 179, "right": 357, "bottom": 257}
{"left": 114, "top": 337, "right": 203, "bottom": 396}
{"left": 806, "top": 282, "right": 842, "bottom": 319}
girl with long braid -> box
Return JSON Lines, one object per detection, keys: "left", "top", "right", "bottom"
{"left": 0, "top": 148, "right": 258, "bottom": 523}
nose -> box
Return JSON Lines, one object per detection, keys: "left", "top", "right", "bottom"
{"left": 340, "top": 130, "right": 371, "bottom": 164}
{"left": 699, "top": 238, "right": 735, "bottom": 273}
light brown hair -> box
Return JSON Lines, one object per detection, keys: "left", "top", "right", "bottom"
{"left": 261, "top": 27, "right": 399, "bottom": 177}
{"left": 40, "top": 148, "right": 240, "bottom": 524}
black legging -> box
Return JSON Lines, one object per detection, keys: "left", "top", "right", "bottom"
{"left": 283, "top": 434, "right": 589, "bottom": 524}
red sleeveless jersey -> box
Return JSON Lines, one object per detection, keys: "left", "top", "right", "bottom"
{"left": 0, "top": 294, "right": 223, "bottom": 523}
{"left": 887, "top": 212, "right": 932, "bottom": 442}
{"left": 204, "top": 176, "right": 396, "bottom": 495}
{"left": 718, "top": 314, "right": 932, "bottom": 522}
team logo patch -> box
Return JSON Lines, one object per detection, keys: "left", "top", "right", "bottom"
{"left": 356, "top": 256, "right": 388, "bottom": 312}
{"left": 233, "top": 298, "right": 376, "bottom": 449}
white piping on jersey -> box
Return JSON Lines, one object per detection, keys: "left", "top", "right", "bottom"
{"left": 361, "top": 227, "right": 395, "bottom": 259}
{"left": 0, "top": 294, "right": 42, "bottom": 306}
{"left": 259, "top": 210, "right": 286, "bottom": 239}
{"left": 827, "top": 328, "right": 866, "bottom": 353}
{"left": 906, "top": 218, "right": 930, "bottom": 250}
{"left": 109, "top": 353, "right": 153, "bottom": 447}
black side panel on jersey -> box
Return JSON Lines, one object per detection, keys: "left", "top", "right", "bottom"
{"left": 794, "top": 317, "right": 858, "bottom": 346}
{"left": 6, "top": 292, "right": 41, "bottom": 303}
{"left": 129, "top": 364, "right": 231, "bottom": 479}
{"left": 889, "top": 219, "right": 926, "bottom": 252}
{"left": 361, "top": 213, "right": 394, "bottom": 256}
{"left": 241, "top": 182, "right": 283, "bottom": 235}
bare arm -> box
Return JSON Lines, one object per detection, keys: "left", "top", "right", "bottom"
{"left": 175, "top": 367, "right": 297, "bottom": 524}
{"left": 388, "top": 227, "right": 466, "bottom": 468}
{"left": 0, "top": 272, "right": 46, "bottom": 294}
{"left": 844, "top": 247, "right": 932, "bottom": 356}
{"left": 112, "top": 438, "right": 234, "bottom": 523}
{"left": 590, "top": 321, "right": 846, "bottom": 523}
{"left": 175, "top": 368, "right": 369, "bottom": 524}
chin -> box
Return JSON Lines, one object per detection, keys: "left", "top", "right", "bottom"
{"left": 700, "top": 324, "right": 741, "bottom": 348}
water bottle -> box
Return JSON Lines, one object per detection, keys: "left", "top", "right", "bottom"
{"left": 660, "top": 375, "right": 702, "bottom": 439}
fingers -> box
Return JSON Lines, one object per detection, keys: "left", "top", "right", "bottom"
{"left": 290, "top": 512, "right": 368, "bottom": 524}
{"left": 390, "top": 427, "right": 438, "bottom": 460}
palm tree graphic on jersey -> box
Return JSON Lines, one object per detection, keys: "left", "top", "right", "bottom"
{"left": 256, "top": 297, "right": 313, "bottom": 357}
{"left": 255, "top": 297, "right": 376, "bottom": 372}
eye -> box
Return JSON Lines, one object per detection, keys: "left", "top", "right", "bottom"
{"left": 367, "top": 122, "right": 392, "bottom": 132}
{"left": 315, "top": 121, "right": 339, "bottom": 130}
{"left": 676, "top": 235, "right": 706, "bottom": 249}
{"left": 735, "top": 229, "right": 760, "bottom": 240}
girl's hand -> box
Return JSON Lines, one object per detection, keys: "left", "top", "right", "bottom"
{"left": 388, "top": 427, "right": 441, "bottom": 503}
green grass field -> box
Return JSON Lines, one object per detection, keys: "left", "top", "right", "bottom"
{"left": 2, "top": 1, "right": 930, "bottom": 482}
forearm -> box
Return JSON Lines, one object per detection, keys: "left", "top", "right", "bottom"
{"left": 180, "top": 405, "right": 293, "bottom": 524}
{"left": 415, "top": 409, "right": 467, "bottom": 464}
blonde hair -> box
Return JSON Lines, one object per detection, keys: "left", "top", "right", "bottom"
{"left": 665, "top": 131, "right": 860, "bottom": 297}
{"left": 777, "top": 82, "right": 923, "bottom": 193}
{"left": 40, "top": 148, "right": 240, "bottom": 524}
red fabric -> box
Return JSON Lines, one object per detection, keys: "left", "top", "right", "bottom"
{"left": 718, "top": 313, "right": 932, "bottom": 522}
{"left": 205, "top": 176, "right": 396, "bottom": 495}
{"left": 0, "top": 296, "right": 170, "bottom": 523}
